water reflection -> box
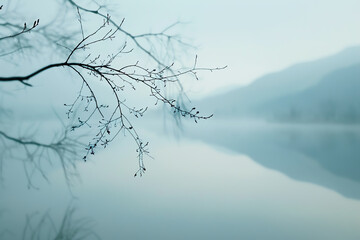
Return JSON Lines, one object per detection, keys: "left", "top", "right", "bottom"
{"left": 0, "top": 204, "right": 99, "bottom": 240}
{"left": 184, "top": 121, "right": 360, "bottom": 199}
{"left": 1, "top": 121, "right": 360, "bottom": 240}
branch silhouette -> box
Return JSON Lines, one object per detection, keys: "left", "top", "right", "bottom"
{"left": 0, "top": 2, "right": 225, "bottom": 182}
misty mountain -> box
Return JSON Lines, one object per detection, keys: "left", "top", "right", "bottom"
{"left": 258, "top": 64, "right": 360, "bottom": 123}
{"left": 198, "top": 46, "right": 360, "bottom": 123}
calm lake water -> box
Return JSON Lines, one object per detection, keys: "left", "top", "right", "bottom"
{"left": 1, "top": 120, "right": 360, "bottom": 239}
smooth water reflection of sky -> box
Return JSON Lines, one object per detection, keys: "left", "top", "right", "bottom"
{"left": 1, "top": 127, "right": 360, "bottom": 240}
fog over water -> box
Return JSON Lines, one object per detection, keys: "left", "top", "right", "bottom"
{"left": 1, "top": 120, "right": 360, "bottom": 240}
{"left": 1, "top": 0, "right": 360, "bottom": 239}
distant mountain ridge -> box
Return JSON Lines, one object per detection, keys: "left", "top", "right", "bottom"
{"left": 258, "top": 64, "right": 360, "bottom": 123}
{"left": 198, "top": 46, "right": 360, "bottom": 123}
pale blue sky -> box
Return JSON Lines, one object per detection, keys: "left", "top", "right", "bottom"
{"left": 5, "top": 0, "right": 360, "bottom": 98}
{"left": 111, "top": 0, "right": 360, "bottom": 97}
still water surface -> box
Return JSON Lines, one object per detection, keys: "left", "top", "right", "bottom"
{"left": 1, "top": 121, "right": 360, "bottom": 239}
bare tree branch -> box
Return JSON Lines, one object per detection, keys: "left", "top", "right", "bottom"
{"left": 0, "top": 1, "right": 225, "bottom": 182}
{"left": 0, "top": 19, "right": 39, "bottom": 41}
